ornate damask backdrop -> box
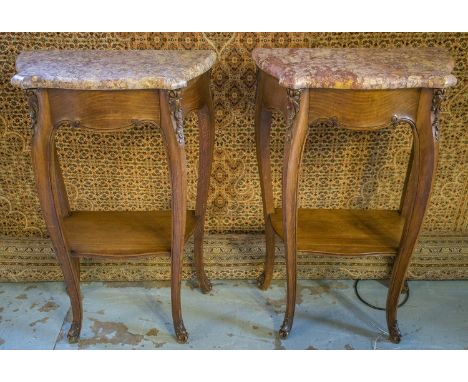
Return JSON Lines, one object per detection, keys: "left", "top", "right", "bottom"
{"left": 0, "top": 33, "right": 467, "bottom": 281}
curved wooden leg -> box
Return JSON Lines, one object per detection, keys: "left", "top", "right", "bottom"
{"left": 51, "top": 145, "right": 70, "bottom": 218}
{"left": 257, "top": 218, "right": 276, "bottom": 290}
{"left": 279, "top": 89, "right": 309, "bottom": 338}
{"left": 161, "top": 90, "right": 188, "bottom": 343}
{"left": 193, "top": 101, "right": 215, "bottom": 293}
{"left": 399, "top": 140, "right": 418, "bottom": 219}
{"left": 386, "top": 89, "right": 439, "bottom": 343}
{"left": 255, "top": 72, "right": 276, "bottom": 290}
{"left": 30, "top": 90, "right": 82, "bottom": 343}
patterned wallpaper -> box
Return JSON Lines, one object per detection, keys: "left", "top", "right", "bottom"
{"left": 1, "top": 33, "right": 467, "bottom": 240}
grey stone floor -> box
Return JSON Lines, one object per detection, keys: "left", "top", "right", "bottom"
{"left": 0, "top": 279, "right": 466, "bottom": 349}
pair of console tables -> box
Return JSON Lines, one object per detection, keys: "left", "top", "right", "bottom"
{"left": 11, "top": 47, "right": 456, "bottom": 344}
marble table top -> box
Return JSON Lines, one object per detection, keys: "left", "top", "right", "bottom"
{"left": 252, "top": 48, "right": 457, "bottom": 90}
{"left": 11, "top": 50, "right": 217, "bottom": 90}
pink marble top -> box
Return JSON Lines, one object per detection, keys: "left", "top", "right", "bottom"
{"left": 11, "top": 50, "right": 216, "bottom": 90}
{"left": 252, "top": 48, "right": 457, "bottom": 90}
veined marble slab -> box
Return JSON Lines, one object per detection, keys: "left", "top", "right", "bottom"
{"left": 11, "top": 50, "right": 216, "bottom": 90}
{"left": 252, "top": 48, "right": 457, "bottom": 89}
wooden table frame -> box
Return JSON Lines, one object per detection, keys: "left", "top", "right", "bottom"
{"left": 254, "top": 69, "right": 444, "bottom": 343}
{"left": 26, "top": 71, "right": 215, "bottom": 344}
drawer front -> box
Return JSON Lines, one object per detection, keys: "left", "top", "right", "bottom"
{"left": 308, "top": 88, "right": 420, "bottom": 130}
{"left": 48, "top": 89, "right": 160, "bottom": 132}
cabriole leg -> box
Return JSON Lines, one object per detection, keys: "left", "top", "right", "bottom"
{"left": 279, "top": 89, "right": 309, "bottom": 338}
{"left": 30, "top": 89, "right": 82, "bottom": 343}
{"left": 255, "top": 71, "right": 276, "bottom": 290}
{"left": 193, "top": 95, "right": 215, "bottom": 293}
{"left": 386, "top": 88, "right": 439, "bottom": 343}
{"left": 161, "top": 89, "right": 188, "bottom": 343}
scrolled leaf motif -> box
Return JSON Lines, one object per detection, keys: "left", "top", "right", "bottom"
{"left": 25, "top": 89, "right": 39, "bottom": 131}
{"left": 54, "top": 119, "right": 159, "bottom": 131}
{"left": 310, "top": 117, "right": 339, "bottom": 129}
{"left": 55, "top": 120, "right": 81, "bottom": 129}
{"left": 390, "top": 115, "right": 416, "bottom": 131}
{"left": 309, "top": 115, "right": 416, "bottom": 131}
{"left": 285, "top": 88, "right": 303, "bottom": 142}
{"left": 388, "top": 320, "right": 401, "bottom": 343}
{"left": 168, "top": 89, "right": 185, "bottom": 145}
{"left": 431, "top": 88, "right": 445, "bottom": 142}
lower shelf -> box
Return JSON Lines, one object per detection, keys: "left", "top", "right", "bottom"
{"left": 270, "top": 208, "right": 405, "bottom": 256}
{"left": 63, "top": 210, "right": 197, "bottom": 258}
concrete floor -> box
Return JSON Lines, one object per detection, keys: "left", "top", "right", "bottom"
{"left": 0, "top": 279, "right": 466, "bottom": 349}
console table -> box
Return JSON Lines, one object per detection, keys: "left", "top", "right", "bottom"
{"left": 252, "top": 48, "right": 457, "bottom": 342}
{"left": 11, "top": 50, "right": 217, "bottom": 343}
